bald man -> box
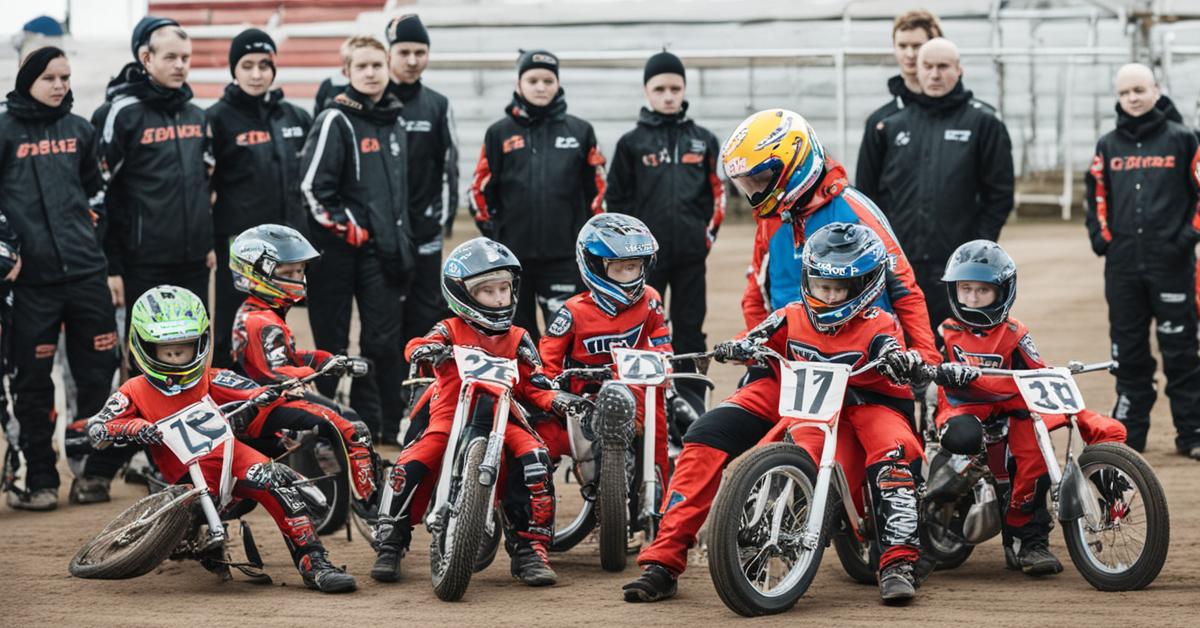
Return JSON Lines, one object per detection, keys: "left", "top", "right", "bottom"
{"left": 1085, "top": 63, "right": 1200, "bottom": 458}
{"left": 857, "top": 37, "right": 1014, "bottom": 337}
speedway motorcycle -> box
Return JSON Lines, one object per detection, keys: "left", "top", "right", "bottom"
{"left": 548, "top": 349, "right": 714, "bottom": 572}
{"left": 705, "top": 344, "right": 888, "bottom": 616}
{"left": 921, "top": 360, "right": 1169, "bottom": 591}
{"left": 68, "top": 365, "right": 336, "bottom": 581}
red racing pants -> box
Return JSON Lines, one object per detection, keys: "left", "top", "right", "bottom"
{"left": 935, "top": 398, "right": 1126, "bottom": 532}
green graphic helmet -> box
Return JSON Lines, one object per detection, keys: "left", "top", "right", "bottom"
{"left": 129, "top": 285, "right": 211, "bottom": 395}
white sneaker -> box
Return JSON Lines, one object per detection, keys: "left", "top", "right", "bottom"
{"left": 7, "top": 488, "right": 59, "bottom": 511}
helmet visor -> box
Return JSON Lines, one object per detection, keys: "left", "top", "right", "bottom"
{"left": 731, "top": 160, "right": 783, "bottom": 208}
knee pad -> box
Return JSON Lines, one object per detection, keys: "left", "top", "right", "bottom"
{"left": 242, "top": 462, "right": 325, "bottom": 518}
{"left": 940, "top": 414, "right": 984, "bottom": 456}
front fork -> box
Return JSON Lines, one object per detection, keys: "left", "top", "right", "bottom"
{"left": 640, "top": 385, "right": 659, "bottom": 530}
{"left": 188, "top": 464, "right": 227, "bottom": 544}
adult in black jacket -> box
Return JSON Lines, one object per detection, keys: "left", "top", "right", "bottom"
{"left": 207, "top": 29, "right": 313, "bottom": 368}
{"left": 79, "top": 19, "right": 214, "bottom": 502}
{"left": 0, "top": 48, "right": 118, "bottom": 511}
{"left": 856, "top": 10, "right": 943, "bottom": 179}
{"left": 606, "top": 52, "right": 724, "bottom": 384}
{"left": 469, "top": 49, "right": 606, "bottom": 339}
{"left": 1085, "top": 63, "right": 1200, "bottom": 457}
{"left": 94, "top": 22, "right": 214, "bottom": 331}
{"left": 857, "top": 38, "right": 1013, "bottom": 336}
{"left": 300, "top": 36, "right": 414, "bottom": 438}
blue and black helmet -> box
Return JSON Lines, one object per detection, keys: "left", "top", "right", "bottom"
{"left": 575, "top": 214, "right": 659, "bottom": 316}
{"left": 942, "top": 239, "right": 1017, "bottom": 329}
{"left": 442, "top": 237, "right": 522, "bottom": 335}
{"left": 800, "top": 222, "right": 888, "bottom": 331}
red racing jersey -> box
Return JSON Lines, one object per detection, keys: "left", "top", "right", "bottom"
{"left": 231, "top": 295, "right": 333, "bottom": 384}
{"left": 406, "top": 317, "right": 557, "bottom": 421}
{"left": 937, "top": 316, "right": 1047, "bottom": 409}
{"left": 86, "top": 369, "right": 281, "bottom": 483}
{"left": 539, "top": 287, "right": 673, "bottom": 390}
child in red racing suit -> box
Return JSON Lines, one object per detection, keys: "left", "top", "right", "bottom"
{"left": 930, "top": 240, "right": 1125, "bottom": 575}
{"left": 228, "top": 224, "right": 378, "bottom": 504}
{"left": 370, "top": 237, "right": 589, "bottom": 586}
{"left": 624, "top": 222, "right": 929, "bottom": 606}
{"left": 538, "top": 213, "right": 673, "bottom": 492}
{"left": 86, "top": 285, "right": 356, "bottom": 593}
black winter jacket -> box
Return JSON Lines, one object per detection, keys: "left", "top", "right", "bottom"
{"left": 316, "top": 78, "right": 458, "bottom": 246}
{"left": 606, "top": 105, "right": 725, "bottom": 260}
{"left": 856, "top": 75, "right": 916, "bottom": 179}
{"left": 0, "top": 92, "right": 107, "bottom": 285}
{"left": 300, "top": 88, "right": 414, "bottom": 272}
{"left": 856, "top": 82, "right": 1014, "bottom": 264}
{"left": 207, "top": 84, "right": 312, "bottom": 238}
{"left": 468, "top": 90, "right": 606, "bottom": 261}
{"left": 1085, "top": 96, "right": 1200, "bottom": 269}
{"left": 94, "top": 66, "right": 212, "bottom": 274}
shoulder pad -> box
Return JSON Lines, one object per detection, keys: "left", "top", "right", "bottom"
{"left": 1017, "top": 333, "right": 1042, "bottom": 364}
{"left": 970, "top": 99, "right": 1001, "bottom": 119}
{"left": 547, "top": 306, "right": 574, "bottom": 337}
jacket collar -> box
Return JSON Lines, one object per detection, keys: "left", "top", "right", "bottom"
{"left": 1115, "top": 94, "right": 1181, "bottom": 140}
{"left": 506, "top": 88, "right": 568, "bottom": 126}
{"left": 910, "top": 80, "right": 971, "bottom": 113}
{"left": 636, "top": 102, "right": 690, "bottom": 127}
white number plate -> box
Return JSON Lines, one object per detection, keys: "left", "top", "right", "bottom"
{"left": 612, "top": 348, "right": 670, "bottom": 385}
{"left": 1012, "top": 368, "right": 1086, "bottom": 415}
{"left": 454, "top": 346, "right": 519, "bottom": 387}
{"left": 777, "top": 361, "right": 851, "bottom": 423}
{"left": 160, "top": 396, "right": 232, "bottom": 466}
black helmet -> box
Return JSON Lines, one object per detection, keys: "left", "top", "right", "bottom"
{"left": 941, "top": 239, "right": 1017, "bottom": 329}
{"left": 800, "top": 222, "right": 888, "bottom": 332}
{"left": 442, "top": 237, "right": 522, "bottom": 335}
{"left": 230, "top": 224, "right": 320, "bottom": 308}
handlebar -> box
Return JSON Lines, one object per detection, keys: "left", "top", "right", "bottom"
{"left": 978, "top": 360, "right": 1115, "bottom": 377}
{"left": 223, "top": 358, "right": 345, "bottom": 422}
{"left": 748, "top": 344, "right": 886, "bottom": 377}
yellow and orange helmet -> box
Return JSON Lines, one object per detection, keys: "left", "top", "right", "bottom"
{"left": 721, "top": 109, "right": 827, "bottom": 218}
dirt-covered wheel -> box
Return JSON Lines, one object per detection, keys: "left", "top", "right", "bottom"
{"left": 69, "top": 486, "right": 196, "bottom": 580}
{"left": 598, "top": 443, "right": 629, "bottom": 572}
{"left": 430, "top": 437, "right": 490, "bottom": 601}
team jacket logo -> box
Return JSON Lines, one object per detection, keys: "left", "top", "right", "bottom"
{"left": 502, "top": 135, "right": 526, "bottom": 153}
{"left": 361, "top": 137, "right": 381, "bottom": 153}
{"left": 894, "top": 131, "right": 911, "bottom": 147}
{"left": 951, "top": 345, "right": 1004, "bottom": 368}
{"left": 1109, "top": 155, "right": 1176, "bottom": 171}
{"left": 236, "top": 130, "right": 271, "bottom": 146}
{"left": 555, "top": 136, "right": 580, "bottom": 149}
{"left": 213, "top": 370, "right": 258, "bottom": 390}
{"left": 280, "top": 125, "right": 305, "bottom": 139}
{"left": 140, "top": 124, "right": 204, "bottom": 144}
{"left": 582, "top": 323, "right": 644, "bottom": 355}
{"left": 786, "top": 341, "right": 862, "bottom": 366}
{"left": 16, "top": 138, "right": 78, "bottom": 158}
{"left": 944, "top": 129, "right": 972, "bottom": 142}
{"left": 405, "top": 120, "right": 433, "bottom": 133}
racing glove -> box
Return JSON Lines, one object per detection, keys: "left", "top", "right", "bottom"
{"left": 89, "top": 419, "right": 163, "bottom": 447}
{"left": 712, "top": 339, "right": 757, "bottom": 363}
{"left": 877, "top": 349, "right": 925, "bottom": 386}
{"left": 551, "top": 392, "right": 593, "bottom": 420}
{"left": 313, "top": 208, "right": 370, "bottom": 247}
{"left": 933, "top": 363, "right": 981, "bottom": 389}
{"left": 410, "top": 342, "right": 452, "bottom": 366}
{"left": 328, "top": 355, "right": 371, "bottom": 378}
{"left": 253, "top": 388, "right": 283, "bottom": 407}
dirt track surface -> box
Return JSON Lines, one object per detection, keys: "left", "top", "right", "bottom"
{"left": 4, "top": 220, "right": 1199, "bottom": 627}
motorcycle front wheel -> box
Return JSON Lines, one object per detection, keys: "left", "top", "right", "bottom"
{"left": 430, "top": 437, "right": 491, "bottom": 601}
{"left": 1062, "top": 443, "right": 1169, "bottom": 591}
{"left": 707, "top": 443, "right": 824, "bottom": 617}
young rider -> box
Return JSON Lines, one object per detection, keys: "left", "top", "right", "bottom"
{"left": 370, "top": 238, "right": 589, "bottom": 586}
{"left": 929, "top": 240, "right": 1127, "bottom": 575}
{"left": 85, "top": 286, "right": 357, "bottom": 593}
{"left": 228, "top": 224, "right": 378, "bottom": 504}
{"left": 622, "top": 222, "right": 929, "bottom": 605}
{"left": 537, "top": 213, "right": 673, "bottom": 492}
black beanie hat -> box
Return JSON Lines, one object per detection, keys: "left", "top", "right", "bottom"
{"left": 517, "top": 49, "right": 558, "bottom": 78}
{"left": 228, "top": 28, "right": 277, "bottom": 77}
{"left": 385, "top": 14, "right": 430, "bottom": 46}
{"left": 16, "top": 46, "right": 67, "bottom": 97}
{"left": 643, "top": 50, "right": 686, "bottom": 85}
{"left": 131, "top": 15, "right": 180, "bottom": 60}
